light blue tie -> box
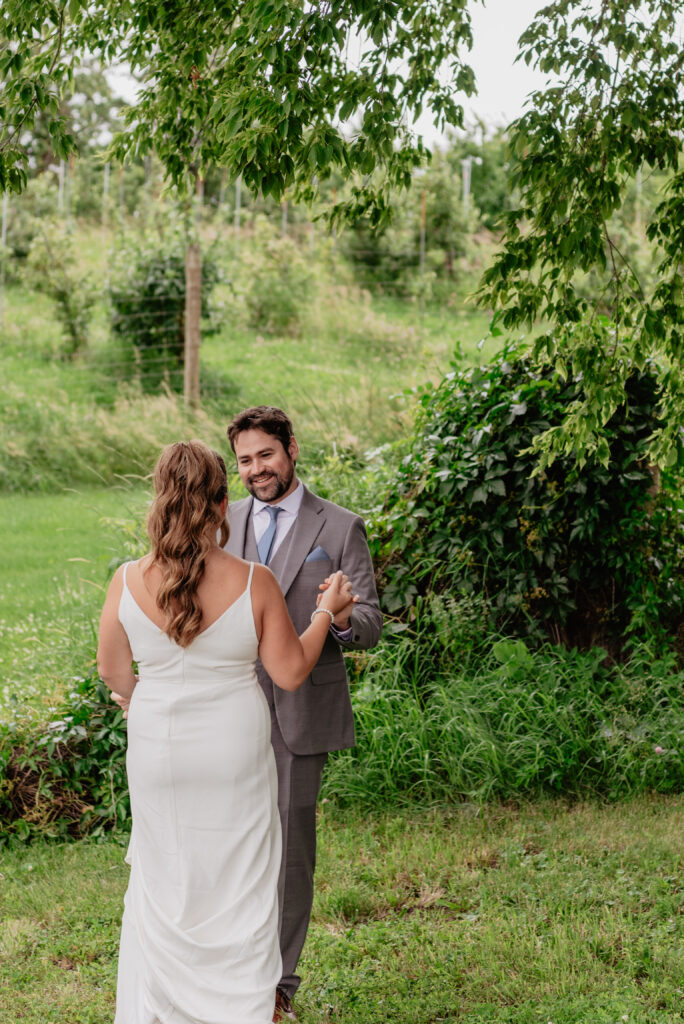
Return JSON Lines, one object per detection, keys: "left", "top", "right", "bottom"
{"left": 257, "top": 506, "right": 282, "bottom": 565}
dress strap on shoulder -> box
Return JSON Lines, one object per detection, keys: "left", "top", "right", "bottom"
{"left": 122, "top": 560, "right": 129, "bottom": 586}
{"left": 247, "top": 561, "right": 255, "bottom": 590}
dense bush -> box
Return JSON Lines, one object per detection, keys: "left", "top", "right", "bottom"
{"left": 0, "top": 670, "right": 129, "bottom": 844}
{"left": 108, "top": 225, "right": 220, "bottom": 390}
{"left": 25, "top": 222, "right": 96, "bottom": 357}
{"left": 324, "top": 596, "right": 684, "bottom": 806}
{"left": 372, "top": 344, "right": 684, "bottom": 653}
{"left": 341, "top": 150, "right": 472, "bottom": 298}
{"left": 239, "top": 219, "right": 316, "bottom": 336}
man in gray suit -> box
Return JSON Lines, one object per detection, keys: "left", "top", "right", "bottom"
{"left": 224, "top": 406, "right": 382, "bottom": 1022}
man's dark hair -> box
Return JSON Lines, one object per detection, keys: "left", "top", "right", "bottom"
{"left": 227, "top": 406, "right": 295, "bottom": 453}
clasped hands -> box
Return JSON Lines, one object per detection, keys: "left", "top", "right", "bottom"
{"left": 317, "top": 570, "right": 359, "bottom": 630}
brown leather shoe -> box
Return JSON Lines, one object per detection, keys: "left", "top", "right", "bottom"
{"left": 273, "top": 987, "right": 297, "bottom": 1022}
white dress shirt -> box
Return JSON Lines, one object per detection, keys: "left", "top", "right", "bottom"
{"left": 251, "top": 480, "right": 304, "bottom": 560}
{"left": 251, "top": 481, "right": 352, "bottom": 639}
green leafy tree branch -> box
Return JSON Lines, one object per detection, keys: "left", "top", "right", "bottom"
{"left": 477, "top": 0, "right": 684, "bottom": 469}
{"left": 2, "top": 0, "right": 477, "bottom": 228}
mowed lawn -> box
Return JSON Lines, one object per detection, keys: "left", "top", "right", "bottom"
{"left": 0, "top": 486, "right": 150, "bottom": 714}
{"left": 0, "top": 797, "right": 682, "bottom": 1023}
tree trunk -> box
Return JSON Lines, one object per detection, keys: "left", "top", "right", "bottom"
{"left": 184, "top": 241, "right": 201, "bottom": 408}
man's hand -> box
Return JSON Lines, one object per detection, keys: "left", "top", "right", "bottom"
{"left": 332, "top": 602, "right": 356, "bottom": 629}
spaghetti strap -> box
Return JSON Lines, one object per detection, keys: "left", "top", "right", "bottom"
{"left": 247, "top": 561, "right": 255, "bottom": 591}
{"left": 122, "top": 561, "right": 130, "bottom": 586}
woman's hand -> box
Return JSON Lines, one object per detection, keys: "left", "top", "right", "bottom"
{"left": 317, "top": 571, "right": 357, "bottom": 617}
{"left": 111, "top": 691, "right": 130, "bottom": 719}
{"left": 317, "top": 574, "right": 359, "bottom": 628}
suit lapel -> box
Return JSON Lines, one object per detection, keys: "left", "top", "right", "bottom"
{"left": 225, "top": 497, "right": 252, "bottom": 556}
{"left": 277, "top": 486, "right": 326, "bottom": 597}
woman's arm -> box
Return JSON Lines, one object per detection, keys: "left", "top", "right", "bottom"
{"left": 255, "top": 566, "right": 353, "bottom": 692}
{"left": 97, "top": 565, "right": 137, "bottom": 700}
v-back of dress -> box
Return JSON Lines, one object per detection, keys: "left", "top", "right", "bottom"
{"left": 115, "top": 561, "right": 281, "bottom": 1024}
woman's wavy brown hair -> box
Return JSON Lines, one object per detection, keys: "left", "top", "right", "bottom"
{"left": 146, "top": 440, "right": 230, "bottom": 647}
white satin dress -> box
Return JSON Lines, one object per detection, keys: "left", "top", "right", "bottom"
{"left": 114, "top": 561, "right": 282, "bottom": 1024}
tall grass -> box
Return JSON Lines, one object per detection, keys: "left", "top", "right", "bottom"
{"left": 324, "top": 596, "right": 684, "bottom": 805}
{"left": 1, "top": 382, "right": 229, "bottom": 492}
{"left": 2, "top": 590, "right": 681, "bottom": 845}
{"left": 2, "top": 224, "right": 496, "bottom": 495}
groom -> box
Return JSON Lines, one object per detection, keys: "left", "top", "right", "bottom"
{"left": 225, "top": 406, "right": 382, "bottom": 1022}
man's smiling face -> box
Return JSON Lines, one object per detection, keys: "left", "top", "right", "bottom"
{"left": 233, "top": 428, "right": 299, "bottom": 504}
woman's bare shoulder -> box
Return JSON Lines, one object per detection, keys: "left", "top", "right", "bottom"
{"left": 209, "top": 548, "right": 253, "bottom": 573}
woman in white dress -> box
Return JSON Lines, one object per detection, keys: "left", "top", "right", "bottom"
{"left": 97, "top": 440, "right": 356, "bottom": 1024}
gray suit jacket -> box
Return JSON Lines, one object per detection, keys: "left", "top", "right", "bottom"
{"left": 224, "top": 485, "right": 382, "bottom": 755}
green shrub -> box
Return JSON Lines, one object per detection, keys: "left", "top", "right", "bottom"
{"left": 372, "top": 343, "right": 684, "bottom": 653}
{"left": 1, "top": 174, "right": 59, "bottom": 277}
{"left": 324, "top": 598, "right": 684, "bottom": 806}
{"left": 24, "top": 222, "right": 96, "bottom": 358}
{"left": 240, "top": 219, "right": 316, "bottom": 336}
{"left": 0, "top": 669, "right": 128, "bottom": 845}
{"left": 340, "top": 149, "right": 472, "bottom": 297}
{"left": 108, "top": 223, "right": 220, "bottom": 390}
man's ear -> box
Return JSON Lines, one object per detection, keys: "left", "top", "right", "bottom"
{"left": 288, "top": 436, "right": 300, "bottom": 462}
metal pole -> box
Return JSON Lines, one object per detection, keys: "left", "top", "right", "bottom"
{"left": 57, "top": 159, "right": 65, "bottom": 216}
{"left": 144, "top": 154, "right": 151, "bottom": 228}
{"left": 102, "top": 162, "right": 110, "bottom": 233}
{"left": 461, "top": 157, "right": 472, "bottom": 219}
{"left": 461, "top": 156, "right": 482, "bottom": 219}
{"left": 65, "top": 154, "right": 75, "bottom": 230}
{"left": 118, "top": 165, "right": 125, "bottom": 226}
{"left": 331, "top": 187, "right": 337, "bottom": 251}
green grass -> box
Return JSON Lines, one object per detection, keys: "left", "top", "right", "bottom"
{"left": 0, "top": 486, "right": 150, "bottom": 717}
{"left": 0, "top": 797, "right": 682, "bottom": 1022}
{"left": 1, "top": 221, "right": 501, "bottom": 491}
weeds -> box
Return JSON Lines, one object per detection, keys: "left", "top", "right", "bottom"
{"left": 324, "top": 596, "right": 684, "bottom": 806}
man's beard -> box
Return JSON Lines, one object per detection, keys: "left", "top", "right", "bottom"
{"left": 246, "top": 462, "right": 295, "bottom": 502}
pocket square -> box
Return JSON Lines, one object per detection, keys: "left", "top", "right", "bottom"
{"left": 305, "top": 545, "right": 330, "bottom": 562}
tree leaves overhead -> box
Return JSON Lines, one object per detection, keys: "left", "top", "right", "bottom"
{"left": 0, "top": 1, "right": 85, "bottom": 193}
{"left": 1, "top": 0, "right": 477, "bottom": 227}
{"left": 477, "top": 0, "right": 684, "bottom": 468}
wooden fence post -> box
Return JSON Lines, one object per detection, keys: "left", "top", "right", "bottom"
{"left": 184, "top": 242, "right": 202, "bottom": 408}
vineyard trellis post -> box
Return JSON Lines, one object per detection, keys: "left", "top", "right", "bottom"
{"left": 184, "top": 241, "right": 201, "bottom": 408}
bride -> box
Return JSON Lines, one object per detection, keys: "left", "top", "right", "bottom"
{"left": 97, "top": 440, "right": 356, "bottom": 1024}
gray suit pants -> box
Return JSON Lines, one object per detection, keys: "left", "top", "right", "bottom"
{"left": 269, "top": 706, "right": 328, "bottom": 998}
